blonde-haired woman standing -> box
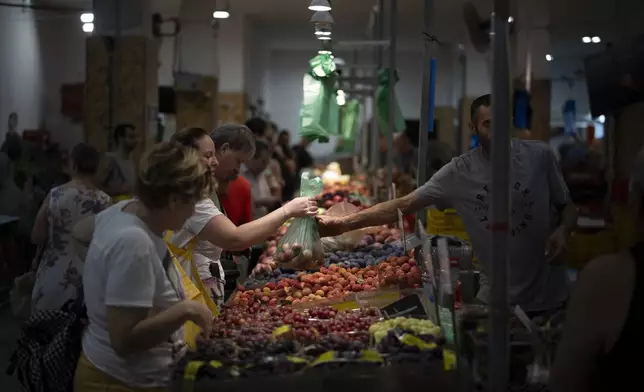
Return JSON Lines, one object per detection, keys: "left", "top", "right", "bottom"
{"left": 74, "top": 142, "right": 213, "bottom": 392}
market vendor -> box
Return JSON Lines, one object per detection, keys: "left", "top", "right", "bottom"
{"left": 317, "top": 94, "right": 577, "bottom": 314}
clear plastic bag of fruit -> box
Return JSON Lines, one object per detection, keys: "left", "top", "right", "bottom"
{"left": 275, "top": 173, "right": 325, "bottom": 269}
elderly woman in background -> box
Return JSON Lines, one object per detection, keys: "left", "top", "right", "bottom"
{"left": 30, "top": 143, "right": 111, "bottom": 310}
{"left": 74, "top": 142, "right": 213, "bottom": 392}
{"left": 550, "top": 147, "right": 644, "bottom": 392}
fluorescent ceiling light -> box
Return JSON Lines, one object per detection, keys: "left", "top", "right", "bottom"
{"left": 315, "top": 29, "right": 332, "bottom": 36}
{"left": 318, "top": 35, "right": 332, "bottom": 41}
{"left": 310, "top": 11, "right": 334, "bottom": 24}
{"left": 80, "top": 13, "right": 94, "bottom": 23}
{"left": 308, "top": 0, "right": 331, "bottom": 12}
{"left": 545, "top": 54, "right": 553, "bottom": 61}
{"left": 318, "top": 50, "right": 332, "bottom": 55}
{"left": 592, "top": 36, "right": 601, "bottom": 43}
{"left": 82, "top": 22, "right": 94, "bottom": 33}
{"left": 582, "top": 36, "right": 591, "bottom": 43}
{"left": 213, "top": 10, "right": 230, "bottom": 19}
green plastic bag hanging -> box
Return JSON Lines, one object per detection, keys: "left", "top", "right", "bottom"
{"left": 274, "top": 173, "right": 325, "bottom": 270}
{"left": 299, "top": 54, "right": 338, "bottom": 143}
{"left": 335, "top": 99, "right": 361, "bottom": 153}
{"left": 327, "top": 90, "right": 341, "bottom": 135}
{"left": 376, "top": 68, "right": 406, "bottom": 135}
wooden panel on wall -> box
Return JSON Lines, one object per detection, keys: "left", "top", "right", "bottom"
{"left": 175, "top": 76, "right": 218, "bottom": 132}
{"left": 529, "top": 79, "right": 551, "bottom": 141}
{"left": 217, "top": 92, "right": 246, "bottom": 126}
{"left": 85, "top": 36, "right": 158, "bottom": 156}
{"left": 434, "top": 107, "right": 457, "bottom": 152}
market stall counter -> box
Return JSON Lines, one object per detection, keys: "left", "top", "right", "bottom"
{"left": 171, "top": 361, "right": 458, "bottom": 392}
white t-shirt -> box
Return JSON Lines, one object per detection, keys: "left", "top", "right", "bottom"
{"left": 170, "top": 198, "right": 224, "bottom": 282}
{"left": 415, "top": 139, "right": 570, "bottom": 311}
{"left": 82, "top": 200, "right": 185, "bottom": 388}
{"left": 242, "top": 166, "right": 272, "bottom": 219}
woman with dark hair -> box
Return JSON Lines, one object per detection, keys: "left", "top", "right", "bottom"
{"left": 30, "top": 143, "right": 111, "bottom": 310}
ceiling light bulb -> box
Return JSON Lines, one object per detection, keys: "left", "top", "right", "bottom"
{"left": 592, "top": 36, "right": 601, "bottom": 43}
{"left": 82, "top": 22, "right": 94, "bottom": 33}
{"left": 598, "top": 115, "right": 606, "bottom": 123}
{"left": 213, "top": 10, "right": 230, "bottom": 19}
{"left": 336, "top": 93, "right": 346, "bottom": 106}
{"left": 80, "top": 13, "right": 94, "bottom": 23}
{"left": 582, "top": 36, "right": 591, "bottom": 43}
{"left": 308, "top": 0, "right": 332, "bottom": 12}
{"left": 507, "top": 16, "right": 514, "bottom": 23}
{"left": 545, "top": 54, "right": 553, "bottom": 61}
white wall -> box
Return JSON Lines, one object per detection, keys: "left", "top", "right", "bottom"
{"left": 38, "top": 14, "right": 86, "bottom": 150}
{"left": 0, "top": 6, "right": 44, "bottom": 140}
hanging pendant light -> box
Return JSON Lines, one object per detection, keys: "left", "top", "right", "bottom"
{"left": 309, "top": 11, "right": 334, "bottom": 24}
{"left": 308, "top": 0, "right": 332, "bottom": 12}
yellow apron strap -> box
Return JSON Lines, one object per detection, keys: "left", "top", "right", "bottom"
{"left": 165, "top": 231, "right": 219, "bottom": 317}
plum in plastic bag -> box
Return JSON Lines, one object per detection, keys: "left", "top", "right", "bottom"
{"left": 274, "top": 172, "right": 325, "bottom": 270}
{"left": 274, "top": 217, "right": 325, "bottom": 270}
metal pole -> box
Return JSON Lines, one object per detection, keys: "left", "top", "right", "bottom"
{"left": 386, "top": 0, "right": 397, "bottom": 199}
{"left": 369, "top": 4, "right": 381, "bottom": 176}
{"left": 488, "top": 0, "right": 512, "bottom": 390}
{"left": 416, "top": 0, "right": 433, "bottom": 227}
{"left": 455, "top": 47, "right": 467, "bottom": 156}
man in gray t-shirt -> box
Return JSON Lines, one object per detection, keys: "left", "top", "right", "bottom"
{"left": 318, "top": 94, "right": 577, "bottom": 312}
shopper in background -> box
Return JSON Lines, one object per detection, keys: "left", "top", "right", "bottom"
{"left": 242, "top": 140, "right": 279, "bottom": 220}
{"left": 31, "top": 143, "right": 111, "bottom": 311}
{"left": 318, "top": 94, "right": 577, "bottom": 314}
{"left": 25, "top": 148, "right": 71, "bottom": 210}
{"left": 74, "top": 142, "right": 213, "bottom": 391}
{"left": 276, "top": 130, "right": 297, "bottom": 201}
{"left": 219, "top": 175, "right": 252, "bottom": 226}
{"left": 550, "top": 147, "right": 644, "bottom": 392}
{"left": 0, "top": 152, "right": 23, "bottom": 218}
{"left": 169, "top": 125, "right": 316, "bottom": 304}
{"left": 245, "top": 117, "right": 284, "bottom": 198}
{"left": 98, "top": 123, "right": 139, "bottom": 198}
{"left": 292, "top": 136, "right": 314, "bottom": 177}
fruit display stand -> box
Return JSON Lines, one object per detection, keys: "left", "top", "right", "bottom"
{"left": 170, "top": 223, "right": 472, "bottom": 391}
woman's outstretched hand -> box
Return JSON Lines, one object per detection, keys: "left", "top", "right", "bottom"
{"left": 282, "top": 197, "right": 318, "bottom": 218}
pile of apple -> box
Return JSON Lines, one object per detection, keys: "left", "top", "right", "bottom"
{"left": 317, "top": 190, "right": 366, "bottom": 210}
{"left": 232, "top": 254, "right": 422, "bottom": 308}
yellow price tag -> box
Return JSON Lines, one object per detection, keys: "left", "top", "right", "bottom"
{"left": 272, "top": 324, "right": 292, "bottom": 338}
{"left": 183, "top": 360, "right": 205, "bottom": 381}
{"left": 360, "top": 349, "right": 384, "bottom": 363}
{"left": 311, "top": 351, "right": 337, "bottom": 367}
{"left": 443, "top": 349, "right": 457, "bottom": 371}
{"left": 208, "top": 360, "right": 223, "bottom": 369}
{"left": 286, "top": 356, "right": 309, "bottom": 364}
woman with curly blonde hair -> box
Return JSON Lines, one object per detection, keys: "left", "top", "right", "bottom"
{"left": 74, "top": 142, "right": 214, "bottom": 391}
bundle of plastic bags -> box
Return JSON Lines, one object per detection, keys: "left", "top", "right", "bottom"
{"left": 376, "top": 68, "right": 406, "bottom": 134}
{"left": 299, "top": 54, "right": 339, "bottom": 143}
{"left": 274, "top": 173, "right": 325, "bottom": 269}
